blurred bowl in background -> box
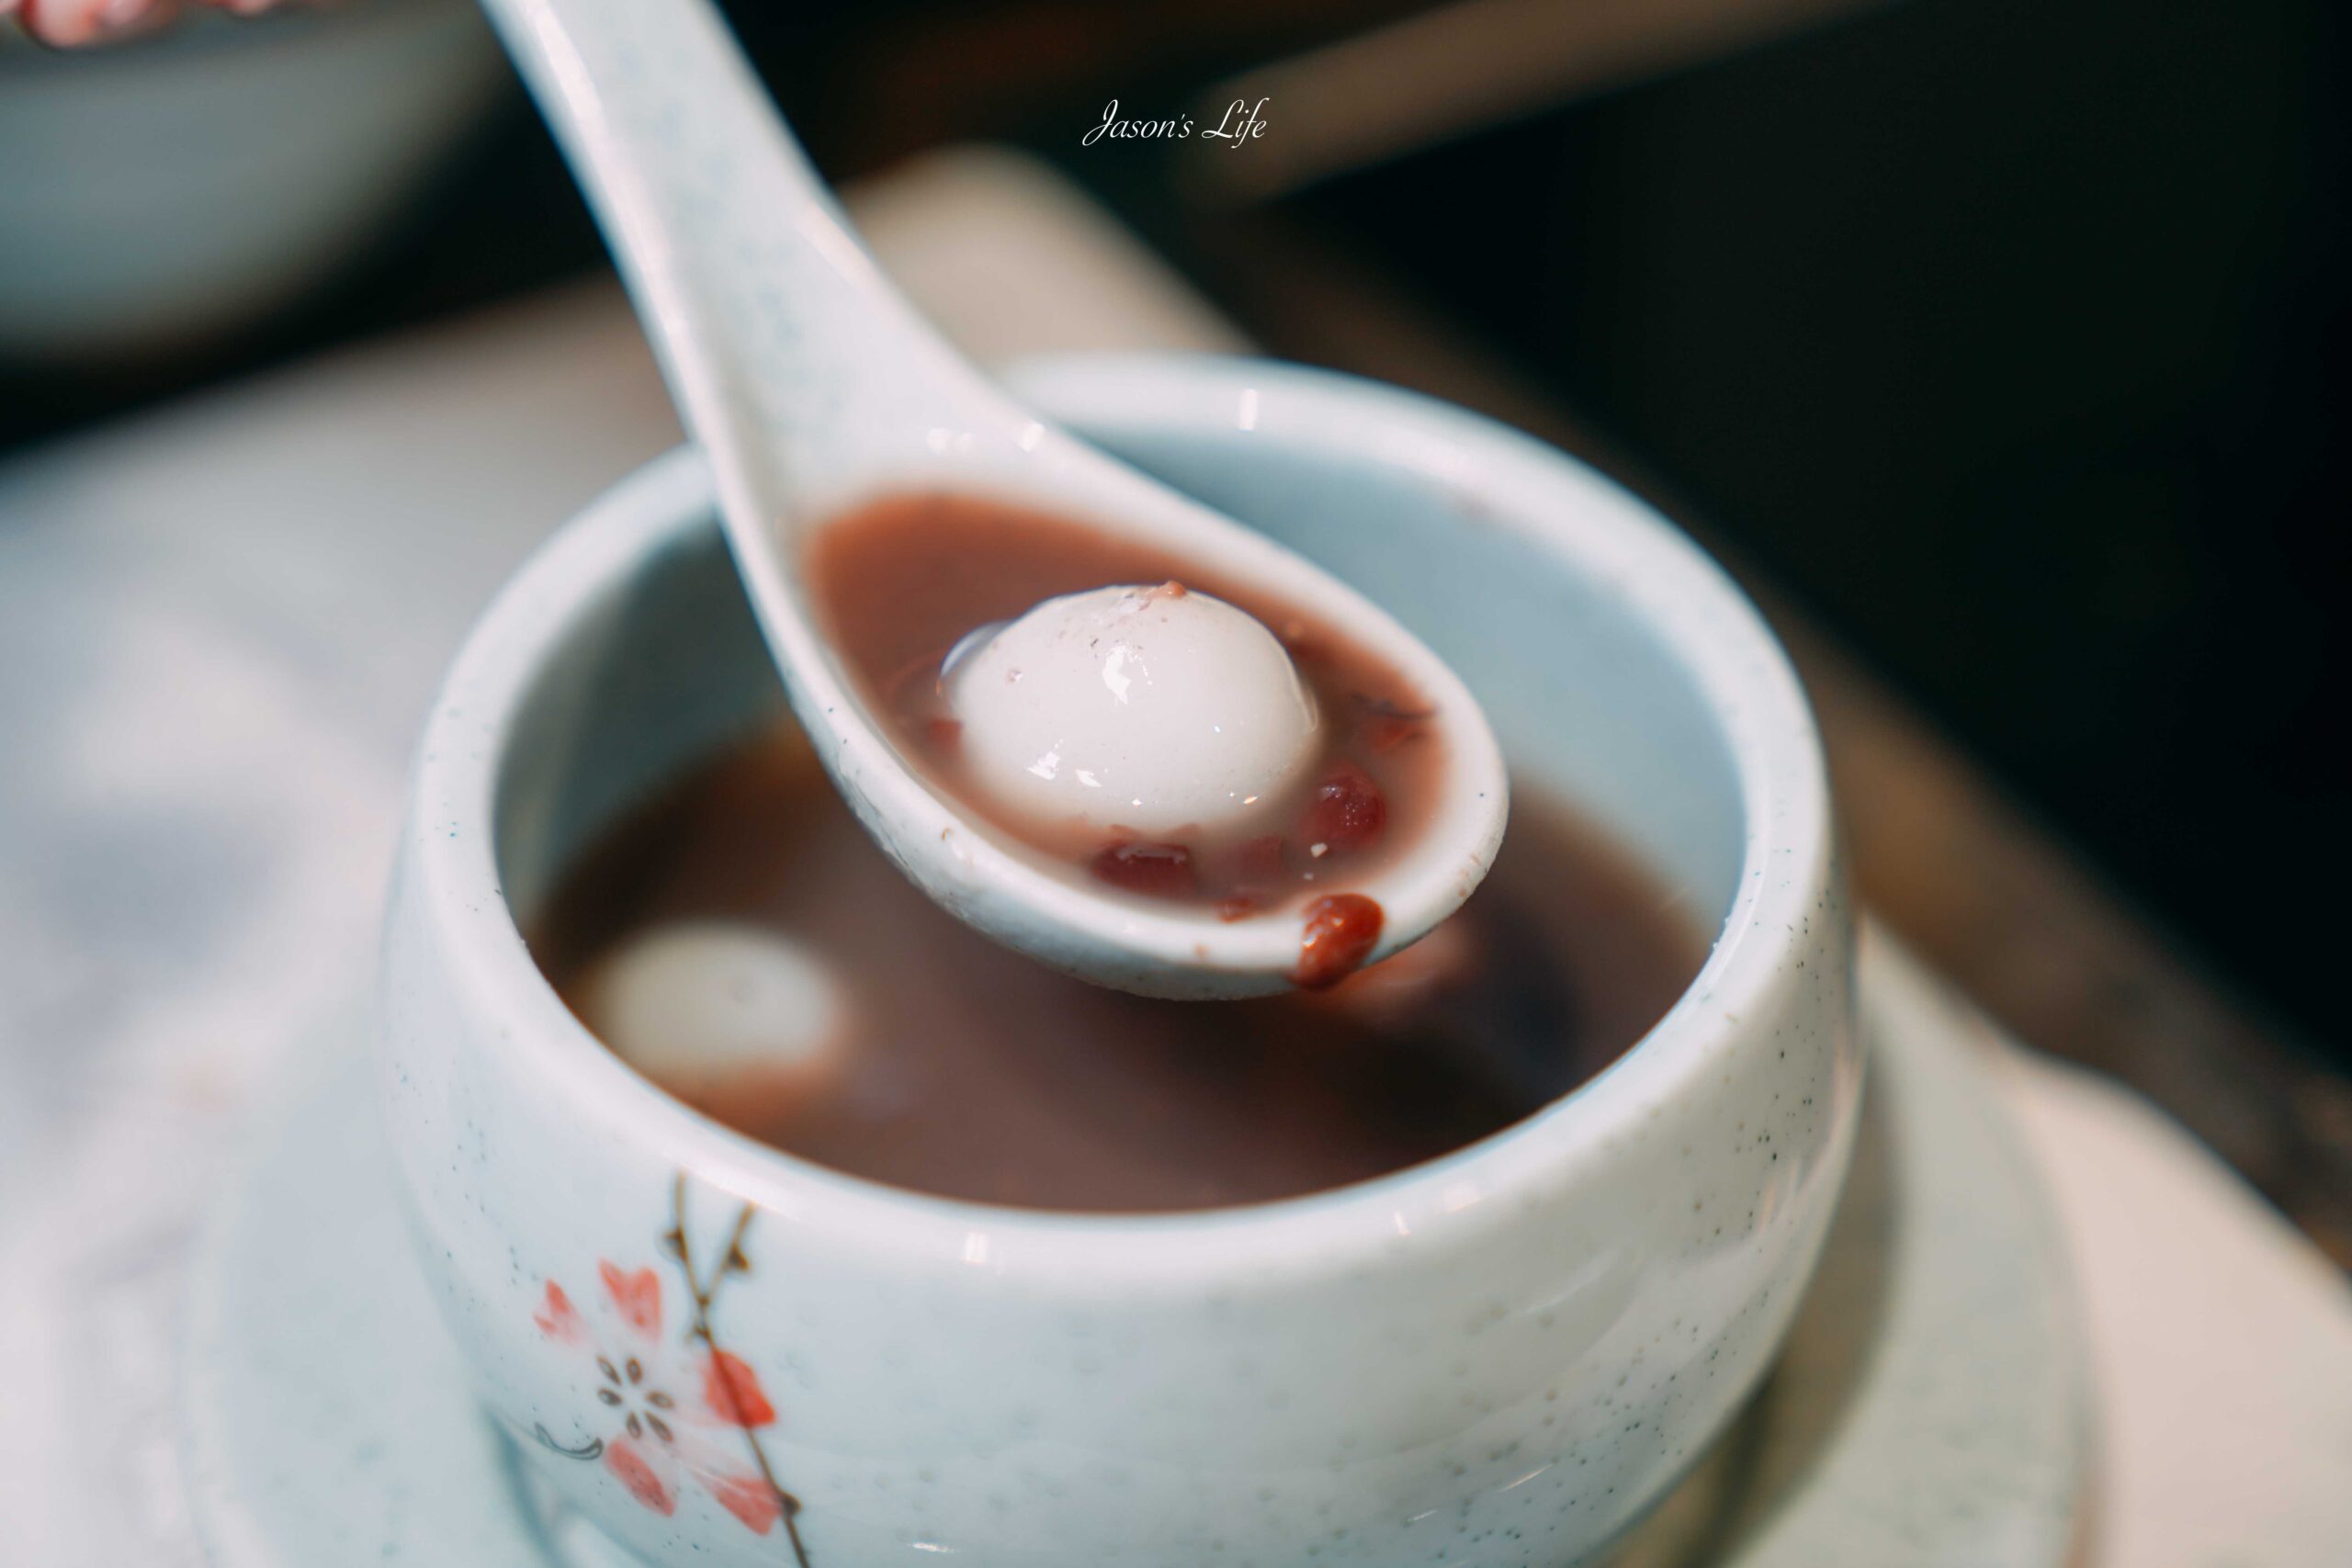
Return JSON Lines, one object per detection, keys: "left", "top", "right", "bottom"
{"left": 0, "top": 0, "right": 508, "bottom": 362}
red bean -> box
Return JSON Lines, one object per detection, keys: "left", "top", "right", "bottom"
{"left": 1292, "top": 894, "right": 1385, "bottom": 989}
{"left": 1302, "top": 761, "right": 1386, "bottom": 855}
{"left": 1091, "top": 840, "right": 1197, "bottom": 899}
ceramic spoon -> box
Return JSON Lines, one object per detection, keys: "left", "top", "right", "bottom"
{"left": 481, "top": 0, "right": 1508, "bottom": 998}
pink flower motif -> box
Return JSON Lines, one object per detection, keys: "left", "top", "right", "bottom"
{"left": 530, "top": 1264, "right": 784, "bottom": 1535}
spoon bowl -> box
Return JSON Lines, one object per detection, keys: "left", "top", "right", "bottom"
{"left": 481, "top": 0, "right": 1508, "bottom": 997}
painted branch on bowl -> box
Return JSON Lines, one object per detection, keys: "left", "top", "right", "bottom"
{"left": 521, "top": 1177, "right": 808, "bottom": 1563}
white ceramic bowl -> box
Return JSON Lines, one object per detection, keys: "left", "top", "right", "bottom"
{"left": 379, "top": 355, "right": 1860, "bottom": 1566}
{"left": 0, "top": 0, "right": 504, "bottom": 359}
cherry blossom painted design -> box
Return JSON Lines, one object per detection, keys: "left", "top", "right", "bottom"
{"left": 525, "top": 1178, "right": 808, "bottom": 1564}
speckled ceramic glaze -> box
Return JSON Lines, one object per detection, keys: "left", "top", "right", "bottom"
{"left": 188, "top": 935, "right": 2081, "bottom": 1568}
{"left": 377, "top": 357, "right": 1861, "bottom": 1566}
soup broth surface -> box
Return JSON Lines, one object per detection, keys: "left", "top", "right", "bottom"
{"left": 536, "top": 728, "right": 1711, "bottom": 1213}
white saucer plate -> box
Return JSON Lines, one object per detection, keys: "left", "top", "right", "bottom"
{"left": 181, "top": 931, "right": 2086, "bottom": 1566}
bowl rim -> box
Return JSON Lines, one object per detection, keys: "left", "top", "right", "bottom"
{"left": 398, "top": 353, "right": 1839, "bottom": 1275}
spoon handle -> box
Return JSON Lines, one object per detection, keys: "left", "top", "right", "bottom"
{"left": 480, "top": 0, "right": 1003, "bottom": 518}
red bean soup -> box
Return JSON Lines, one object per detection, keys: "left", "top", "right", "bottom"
{"left": 533, "top": 493, "right": 1712, "bottom": 1213}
